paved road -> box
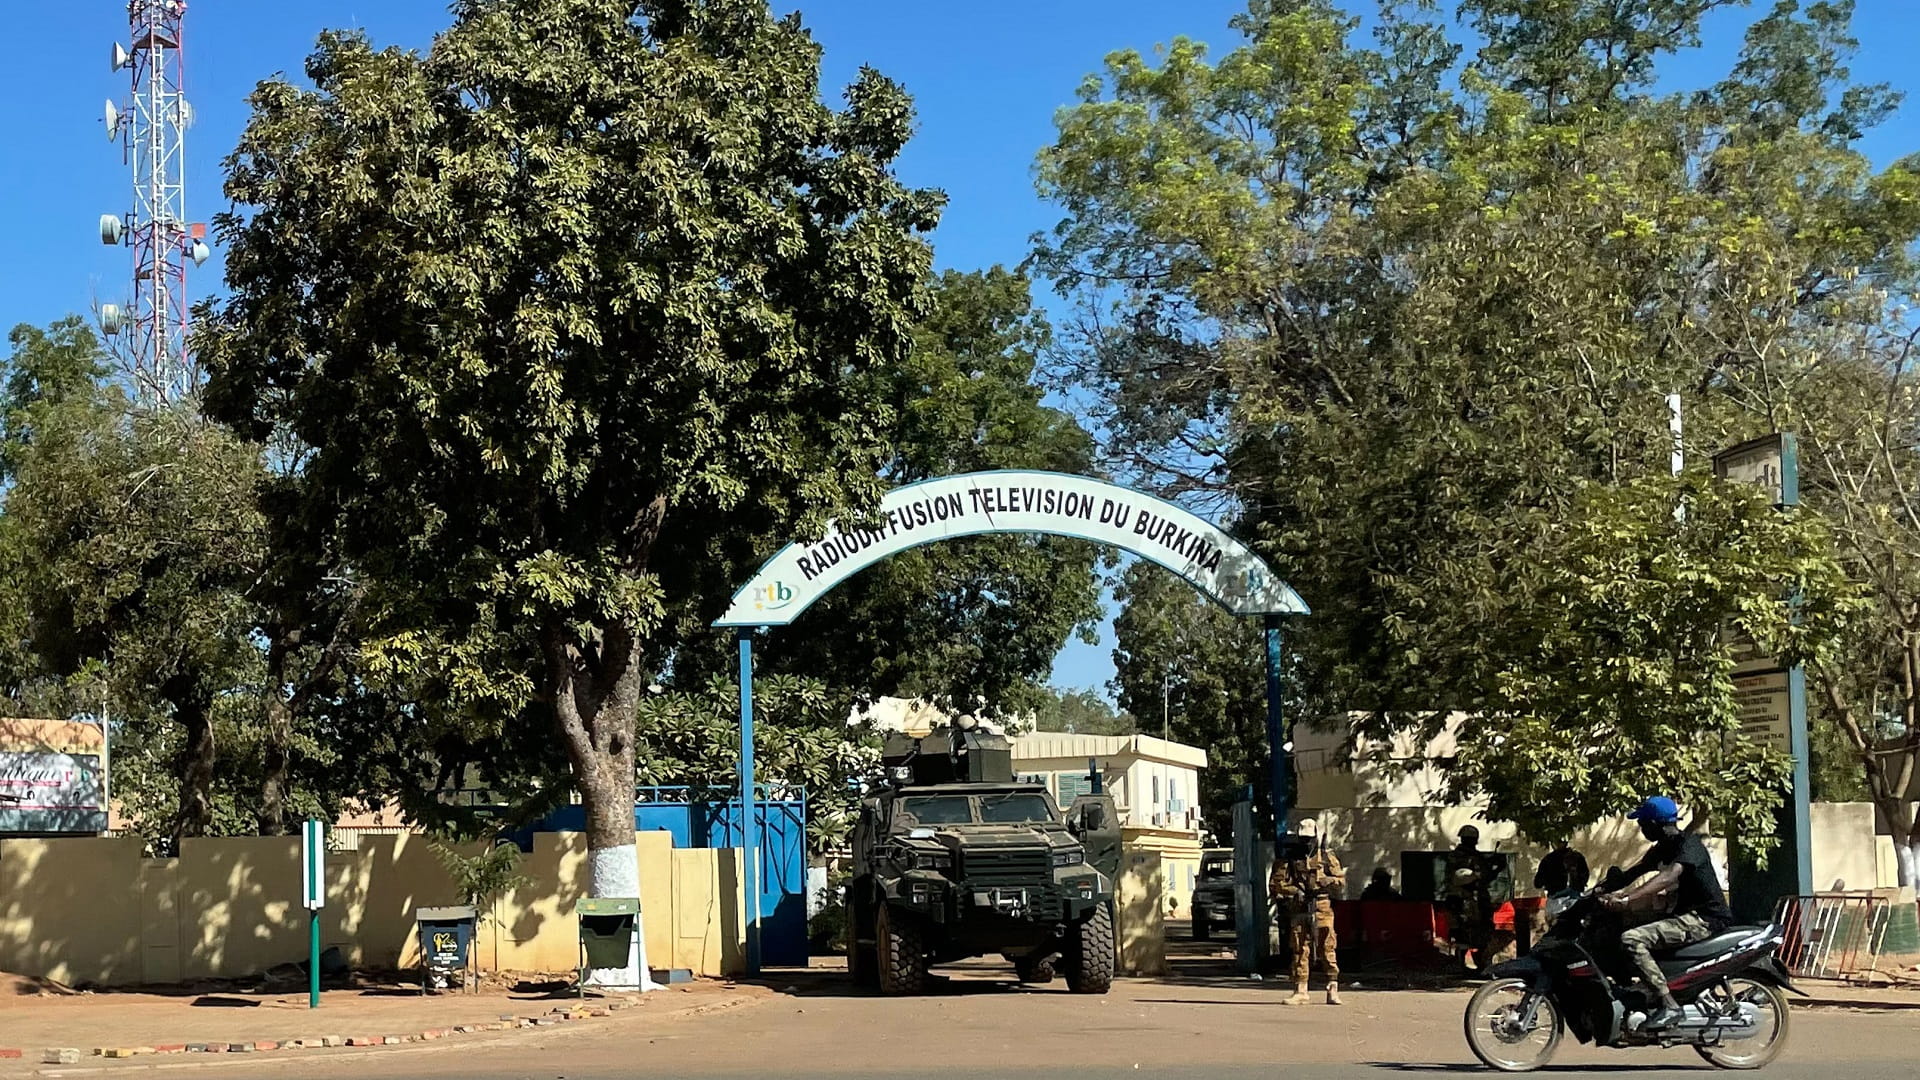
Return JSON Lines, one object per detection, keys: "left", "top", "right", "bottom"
{"left": 212, "top": 962, "right": 1919, "bottom": 1080}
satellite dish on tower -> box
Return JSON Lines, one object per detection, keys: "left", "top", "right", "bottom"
{"left": 111, "top": 42, "right": 129, "bottom": 72}
{"left": 101, "top": 305, "right": 126, "bottom": 336}
{"left": 190, "top": 240, "right": 211, "bottom": 267}
{"left": 175, "top": 99, "right": 195, "bottom": 128}
{"left": 99, "top": 214, "right": 124, "bottom": 246}
{"left": 104, "top": 100, "right": 119, "bottom": 139}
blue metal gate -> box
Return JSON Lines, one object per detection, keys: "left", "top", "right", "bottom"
{"left": 508, "top": 786, "right": 809, "bottom": 968}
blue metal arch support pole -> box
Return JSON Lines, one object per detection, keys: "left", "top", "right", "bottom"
{"left": 1265, "top": 614, "right": 1291, "bottom": 841}
{"left": 737, "top": 628, "right": 762, "bottom": 974}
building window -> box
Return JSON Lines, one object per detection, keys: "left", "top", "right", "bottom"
{"left": 1151, "top": 775, "right": 1160, "bottom": 807}
{"left": 1057, "top": 772, "right": 1092, "bottom": 802}
{"left": 1170, "top": 776, "right": 1181, "bottom": 811}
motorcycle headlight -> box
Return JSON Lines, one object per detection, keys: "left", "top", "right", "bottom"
{"left": 1052, "top": 848, "right": 1085, "bottom": 868}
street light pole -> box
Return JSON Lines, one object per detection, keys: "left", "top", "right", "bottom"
{"left": 1162, "top": 668, "right": 1170, "bottom": 743}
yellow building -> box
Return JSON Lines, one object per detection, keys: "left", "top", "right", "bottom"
{"left": 1010, "top": 732, "right": 1208, "bottom": 918}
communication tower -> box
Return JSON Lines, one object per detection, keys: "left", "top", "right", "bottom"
{"left": 100, "top": 0, "right": 210, "bottom": 405}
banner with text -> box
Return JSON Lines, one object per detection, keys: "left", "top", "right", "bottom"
{"left": 716, "top": 471, "right": 1308, "bottom": 627}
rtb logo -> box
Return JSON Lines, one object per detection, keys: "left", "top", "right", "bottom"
{"left": 754, "top": 581, "right": 795, "bottom": 610}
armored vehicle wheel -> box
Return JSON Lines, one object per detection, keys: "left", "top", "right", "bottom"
{"left": 1013, "top": 952, "right": 1056, "bottom": 985}
{"left": 877, "top": 905, "right": 929, "bottom": 995}
{"left": 1065, "top": 902, "right": 1115, "bottom": 994}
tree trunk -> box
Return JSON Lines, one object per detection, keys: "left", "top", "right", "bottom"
{"left": 1814, "top": 667, "right": 1919, "bottom": 887}
{"left": 544, "top": 618, "right": 658, "bottom": 992}
{"left": 1901, "top": 803, "right": 1920, "bottom": 889}
{"left": 169, "top": 678, "right": 216, "bottom": 851}
{"left": 258, "top": 636, "right": 293, "bottom": 836}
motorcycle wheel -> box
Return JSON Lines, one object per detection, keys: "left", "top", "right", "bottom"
{"left": 1464, "top": 978, "right": 1563, "bottom": 1073}
{"left": 1693, "top": 977, "right": 1789, "bottom": 1070}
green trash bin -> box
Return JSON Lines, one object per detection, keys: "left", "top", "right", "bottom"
{"left": 416, "top": 905, "right": 478, "bottom": 995}
{"left": 575, "top": 897, "right": 641, "bottom": 996}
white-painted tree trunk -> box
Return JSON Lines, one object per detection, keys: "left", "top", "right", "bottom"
{"left": 586, "top": 844, "right": 659, "bottom": 992}
{"left": 1896, "top": 840, "right": 1918, "bottom": 889}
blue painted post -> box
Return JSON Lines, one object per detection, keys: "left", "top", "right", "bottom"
{"left": 737, "top": 628, "right": 761, "bottom": 974}
{"left": 1787, "top": 665, "right": 1813, "bottom": 897}
{"left": 1265, "top": 614, "right": 1290, "bottom": 840}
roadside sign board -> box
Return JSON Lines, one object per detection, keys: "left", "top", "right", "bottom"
{"left": 1724, "top": 620, "right": 1778, "bottom": 677}
{"left": 1713, "top": 433, "right": 1799, "bottom": 507}
{"left": 1714, "top": 431, "right": 1812, "bottom": 918}
{"left": 1732, "top": 670, "right": 1793, "bottom": 755}
{"left": 302, "top": 819, "right": 325, "bottom": 910}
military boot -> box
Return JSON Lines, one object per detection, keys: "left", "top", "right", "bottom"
{"left": 1326, "top": 981, "right": 1342, "bottom": 1006}
{"left": 1283, "top": 981, "right": 1310, "bottom": 1006}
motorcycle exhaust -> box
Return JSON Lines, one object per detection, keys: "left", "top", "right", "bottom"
{"left": 1626, "top": 1003, "right": 1762, "bottom": 1042}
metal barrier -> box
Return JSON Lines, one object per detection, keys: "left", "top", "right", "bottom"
{"left": 1772, "top": 892, "right": 1893, "bottom": 983}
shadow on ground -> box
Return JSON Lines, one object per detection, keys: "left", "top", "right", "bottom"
{"left": 755, "top": 920, "right": 1481, "bottom": 999}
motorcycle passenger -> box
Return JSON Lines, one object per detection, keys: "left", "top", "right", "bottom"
{"left": 1601, "top": 796, "right": 1734, "bottom": 1031}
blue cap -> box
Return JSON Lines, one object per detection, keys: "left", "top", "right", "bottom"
{"left": 1628, "top": 796, "right": 1679, "bottom": 824}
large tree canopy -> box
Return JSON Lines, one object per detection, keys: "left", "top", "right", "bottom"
{"left": 674, "top": 267, "right": 1107, "bottom": 718}
{"left": 1042, "top": 0, "right": 1901, "bottom": 850}
{"left": 197, "top": 0, "right": 941, "bottom": 891}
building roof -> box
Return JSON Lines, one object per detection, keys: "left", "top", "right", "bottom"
{"left": 1011, "top": 732, "right": 1208, "bottom": 769}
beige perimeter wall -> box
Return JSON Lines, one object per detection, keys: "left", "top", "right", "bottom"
{"left": 0, "top": 831, "right": 742, "bottom": 987}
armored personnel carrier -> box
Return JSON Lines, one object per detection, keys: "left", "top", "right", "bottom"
{"left": 845, "top": 722, "right": 1119, "bottom": 995}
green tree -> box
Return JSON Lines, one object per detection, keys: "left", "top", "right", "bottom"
{"left": 1110, "top": 560, "right": 1265, "bottom": 843}
{"left": 0, "top": 319, "right": 389, "bottom": 849}
{"left": 1030, "top": 686, "right": 1137, "bottom": 736}
{"left": 633, "top": 673, "right": 879, "bottom": 854}
{"left": 0, "top": 318, "right": 108, "bottom": 483}
{"left": 197, "top": 0, "right": 940, "bottom": 913}
{"left": 675, "top": 268, "right": 1106, "bottom": 720}
{"left": 1038, "top": 1, "right": 1920, "bottom": 850}
{"left": 1450, "top": 474, "right": 1860, "bottom": 849}
{"left": 0, "top": 376, "right": 265, "bottom": 846}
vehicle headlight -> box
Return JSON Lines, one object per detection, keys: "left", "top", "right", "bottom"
{"left": 1052, "top": 848, "right": 1085, "bottom": 868}
{"left": 911, "top": 850, "right": 952, "bottom": 871}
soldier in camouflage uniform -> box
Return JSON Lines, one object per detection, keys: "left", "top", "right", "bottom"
{"left": 1268, "top": 818, "right": 1345, "bottom": 1006}
{"left": 1448, "top": 824, "right": 1497, "bottom": 972}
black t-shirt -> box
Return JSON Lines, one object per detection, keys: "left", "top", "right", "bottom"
{"left": 1534, "top": 848, "right": 1590, "bottom": 894}
{"left": 1638, "top": 832, "right": 1732, "bottom": 930}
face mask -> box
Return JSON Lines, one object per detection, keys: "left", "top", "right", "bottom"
{"left": 1639, "top": 819, "right": 1665, "bottom": 842}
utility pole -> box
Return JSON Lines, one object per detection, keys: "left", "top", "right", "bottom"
{"left": 100, "top": 685, "right": 111, "bottom": 834}
{"left": 1161, "top": 667, "right": 1170, "bottom": 743}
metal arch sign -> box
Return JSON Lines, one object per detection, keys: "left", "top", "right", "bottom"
{"left": 714, "top": 470, "right": 1308, "bottom": 627}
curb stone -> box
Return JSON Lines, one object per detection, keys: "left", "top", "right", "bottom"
{"left": 38, "top": 985, "right": 755, "bottom": 1071}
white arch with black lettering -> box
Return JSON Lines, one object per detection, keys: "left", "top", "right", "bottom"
{"left": 715, "top": 469, "right": 1308, "bottom": 627}
{"left": 717, "top": 470, "right": 1307, "bottom": 978}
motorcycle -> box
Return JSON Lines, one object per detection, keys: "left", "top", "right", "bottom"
{"left": 1463, "top": 875, "right": 1801, "bottom": 1072}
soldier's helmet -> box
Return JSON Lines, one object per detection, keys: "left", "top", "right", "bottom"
{"left": 1456, "top": 824, "right": 1480, "bottom": 844}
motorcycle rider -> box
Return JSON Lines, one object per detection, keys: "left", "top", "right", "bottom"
{"left": 1601, "top": 795, "right": 1734, "bottom": 1030}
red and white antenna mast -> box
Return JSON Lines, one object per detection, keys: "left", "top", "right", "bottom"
{"left": 100, "top": 0, "right": 210, "bottom": 406}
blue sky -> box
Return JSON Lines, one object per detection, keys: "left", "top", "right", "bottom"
{"left": 5, "top": 1, "right": 1918, "bottom": 700}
